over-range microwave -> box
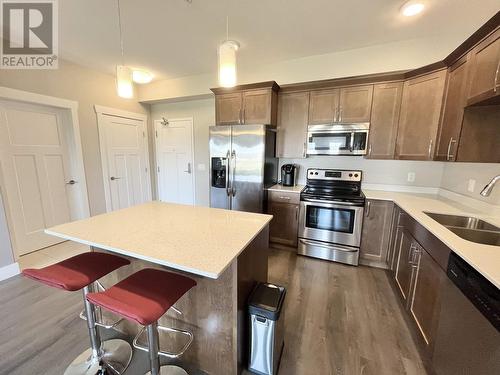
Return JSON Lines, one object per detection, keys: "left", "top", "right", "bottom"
{"left": 306, "top": 123, "right": 370, "bottom": 156}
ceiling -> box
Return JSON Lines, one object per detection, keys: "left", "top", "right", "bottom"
{"left": 58, "top": 0, "right": 500, "bottom": 81}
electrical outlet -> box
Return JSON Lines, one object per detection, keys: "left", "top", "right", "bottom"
{"left": 467, "top": 179, "right": 476, "bottom": 192}
{"left": 407, "top": 172, "right": 416, "bottom": 183}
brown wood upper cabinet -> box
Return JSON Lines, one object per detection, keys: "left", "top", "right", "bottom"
{"left": 366, "top": 82, "right": 403, "bottom": 159}
{"left": 277, "top": 91, "right": 309, "bottom": 158}
{"left": 213, "top": 82, "right": 279, "bottom": 126}
{"left": 308, "top": 85, "right": 373, "bottom": 124}
{"left": 360, "top": 199, "right": 394, "bottom": 268}
{"left": 435, "top": 55, "right": 471, "bottom": 161}
{"left": 467, "top": 28, "right": 500, "bottom": 106}
{"left": 395, "top": 70, "right": 447, "bottom": 160}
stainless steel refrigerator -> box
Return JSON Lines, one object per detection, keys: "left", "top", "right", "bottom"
{"left": 209, "top": 124, "right": 278, "bottom": 213}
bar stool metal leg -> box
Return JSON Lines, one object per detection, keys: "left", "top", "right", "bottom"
{"left": 64, "top": 285, "right": 133, "bottom": 375}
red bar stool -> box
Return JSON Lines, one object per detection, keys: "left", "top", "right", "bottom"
{"left": 86, "top": 268, "right": 197, "bottom": 375}
{"left": 23, "top": 252, "right": 132, "bottom": 375}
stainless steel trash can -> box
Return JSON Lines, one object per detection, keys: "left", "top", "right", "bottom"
{"left": 248, "top": 282, "right": 286, "bottom": 375}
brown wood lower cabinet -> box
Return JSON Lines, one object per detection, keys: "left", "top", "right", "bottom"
{"left": 267, "top": 191, "right": 300, "bottom": 248}
{"left": 409, "top": 248, "right": 444, "bottom": 346}
{"left": 360, "top": 199, "right": 394, "bottom": 268}
{"left": 390, "top": 205, "right": 447, "bottom": 353}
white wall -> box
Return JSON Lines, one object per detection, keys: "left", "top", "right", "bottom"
{"left": 150, "top": 98, "right": 215, "bottom": 206}
{"left": 441, "top": 163, "right": 500, "bottom": 205}
{"left": 139, "top": 35, "right": 461, "bottom": 102}
{"left": 279, "top": 157, "right": 445, "bottom": 189}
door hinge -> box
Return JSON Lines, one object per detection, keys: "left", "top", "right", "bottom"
{"left": 157, "top": 166, "right": 160, "bottom": 173}
{"left": 155, "top": 130, "right": 158, "bottom": 138}
{"left": 145, "top": 167, "right": 148, "bottom": 173}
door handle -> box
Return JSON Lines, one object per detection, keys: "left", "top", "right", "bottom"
{"left": 231, "top": 150, "right": 236, "bottom": 196}
{"left": 66, "top": 180, "right": 77, "bottom": 185}
{"left": 110, "top": 176, "right": 121, "bottom": 181}
{"left": 184, "top": 163, "right": 192, "bottom": 174}
{"left": 446, "top": 138, "right": 457, "bottom": 161}
{"left": 494, "top": 59, "right": 500, "bottom": 93}
{"left": 225, "top": 150, "right": 231, "bottom": 196}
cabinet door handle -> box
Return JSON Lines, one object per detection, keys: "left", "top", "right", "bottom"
{"left": 238, "top": 109, "right": 242, "bottom": 125}
{"left": 446, "top": 138, "right": 457, "bottom": 161}
{"left": 365, "top": 201, "right": 371, "bottom": 217}
{"left": 333, "top": 106, "right": 338, "bottom": 123}
{"left": 368, "top": 144, "right": 372, "bottom": 157}
{"left": 303, "top": 141, "right": 307, "bottom": 158}
{"left": 279, "top": 196, "right": 291, "bottom": 200}
{"left": 66, "top": 179, "right": 77, "bottom": 185}
{"left": 494, "top": 60, "right": 500, "bottom": 93}
{"left": 339, "top": 107, "right": 343, "bottom": 122}
{"left": 242, "top": 108, "right": 246, "bottom": 124}
{"left": 428, "top": 138, "right": 433, "bottom": 159}
{"left": 408, "top": 243, "right": 416, "bottom": 263}
{"left": 295, "top": 205, "right": 299, "bottom": 221}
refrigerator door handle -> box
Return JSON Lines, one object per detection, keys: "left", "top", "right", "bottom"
{"left": 225, "top": 150, "right": 231, "bottom": 197}
{"left": 231, "top": 150, "right": 236, "bottom": 196}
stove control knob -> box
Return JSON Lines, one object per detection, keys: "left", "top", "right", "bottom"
{"left": 354, "top": 173, "right": 359, "bottom": 178}
{"left": 349, "top": 173, "right": 353, "bottom": 177}
{"left": 315, "top": 172, "right": 318, "bottom": 175}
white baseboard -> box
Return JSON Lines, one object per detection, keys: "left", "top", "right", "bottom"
{"left": 0, "top": 262, "right": 20, "bottom": 281}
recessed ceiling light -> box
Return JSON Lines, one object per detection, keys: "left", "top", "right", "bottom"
{"left": 132, "top": 69, "right": 154, "bottom": 84}
{"left": 401, "top": 1, "right": 425, "bottom": 17}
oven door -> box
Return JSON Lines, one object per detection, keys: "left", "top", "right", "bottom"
{"left": 307, "top": 124, "right": 369, "bottom": 155}
{"left": 298, "top": 200, "right": 364, "bottom": 247}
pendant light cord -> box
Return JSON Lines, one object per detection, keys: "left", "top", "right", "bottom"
{"left": 226, "top": 15, "right": 229, "bottom": 41}
{"left": 117, "top": 0, "right": 125, "bottom": 65}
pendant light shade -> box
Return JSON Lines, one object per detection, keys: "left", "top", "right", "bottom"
{"left": 218, "top": 40, "right": 239, "bottom": 88}
{"left": 116, "top": 65, "right": 133, "bottom": 98}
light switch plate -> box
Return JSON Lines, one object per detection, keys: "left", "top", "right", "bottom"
{"left": 467, "top": 179, "right": 476, "bottom": 192}
{"left": 407, "top": 172, "right": 416, "bottom": 183}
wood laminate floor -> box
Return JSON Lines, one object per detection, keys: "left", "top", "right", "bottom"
{"left": 0, "top": 248, "right": 427, "bottom": 375}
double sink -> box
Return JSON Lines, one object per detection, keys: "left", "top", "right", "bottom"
{"left": 425, "top": 212, "right": 500, "bottom": 246}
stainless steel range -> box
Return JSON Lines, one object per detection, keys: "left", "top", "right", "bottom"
{"left": 298, "top": 169, "right": 365, "bottom": 266}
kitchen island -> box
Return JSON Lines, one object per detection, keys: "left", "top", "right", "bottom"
{"left": 45, "top": 201, "right": 272, "bottom": 374}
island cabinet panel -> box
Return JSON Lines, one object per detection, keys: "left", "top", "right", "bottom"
{"left": 277, "top": 91, "right": 309, "bottom": 158}
{"left": 395, "top": 69, "right": 447, "bottom": 160}
{"left": 435, "top": 55, "right": 470, "bottom": 161}
{"left": 360, "top": 199, "right": 394, "bottom": 268}
{"left": 338, "top": 84, "right": 373, "bottom": 123}
{"left": 409, "top": 247, "right": 444, "bottom": 347}
{"left": 467, "top": 28, "right": 500, "bottom": 106}
{"left": 242, "top": 89, "right": 276, "bottom": 125}
{"left": 366, "top": 82, "right": 403, "bottom": 159}
{"left": 308, "top": 89, "right": 339, "bottom": 124}
{"left": 216, "top": 92, "right": 243, "bottom": 125}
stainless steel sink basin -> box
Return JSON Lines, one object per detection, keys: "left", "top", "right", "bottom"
{"left": 447, "top": 227, "right": 500, "bottom": 247}
{"left": 424, "top": 212, "right": 500, "bottom": 232}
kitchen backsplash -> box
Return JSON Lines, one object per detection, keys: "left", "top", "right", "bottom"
{"left": 279, "top": 157, "right": 444, "bottom": 188}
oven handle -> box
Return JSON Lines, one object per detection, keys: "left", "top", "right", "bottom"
{"left": 301, "top": 198, "right": 365, "bottom": 208}
{"left": 299, "top": 239, "right": 358, "bottom": 252}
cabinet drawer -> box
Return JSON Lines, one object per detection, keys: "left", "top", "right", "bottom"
{"left": 268, "top": 190, "right": 300, "bottom": 205}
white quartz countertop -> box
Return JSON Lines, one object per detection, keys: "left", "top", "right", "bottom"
{"left": 267, "top": 184, "right": 305, "bottom": 193}
{"left": 363, "top": 190, "right": 500, "bottom": 289}
{"left": 45, "top": 202, "right": 272, "bottom": 279}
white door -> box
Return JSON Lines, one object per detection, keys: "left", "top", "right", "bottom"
{"left": 0, "top": 101, "right": 77, "bottom": 255}
{"left": 155, "top": 118, "right": 195, "bottom": 205}
{"left": 99, "top": 114, "right": 151, "bottom": 211}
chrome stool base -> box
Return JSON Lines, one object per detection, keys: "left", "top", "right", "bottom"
{"left": 145, "top": 365, "right": 188, "bottom": 375}
{"left": 64, "top": 339, "right": 132, "bottom": 375}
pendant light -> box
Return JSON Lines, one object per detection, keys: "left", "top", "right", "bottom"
{"left": 218, "top": 17, "right": 240, "bottom": 88}
{"left": 116, "top": 0, "right": 133, "bottom": 98}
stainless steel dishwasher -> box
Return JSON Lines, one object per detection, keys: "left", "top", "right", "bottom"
{"left": 432, "top": 252, "right": 500, "bottom": 374}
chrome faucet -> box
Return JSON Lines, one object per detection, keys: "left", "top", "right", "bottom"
{"left": 480, "top": 175, "right": 500, "bottom": 197}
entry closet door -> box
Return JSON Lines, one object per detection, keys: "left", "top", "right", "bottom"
{"left": 99, "top": 114, "right": 151, "bottom": 211}
{"left": 0, "top": 101, "right": 76, "bottom": 255}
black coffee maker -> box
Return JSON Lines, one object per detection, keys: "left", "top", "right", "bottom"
{"left": 281, "top": 164, "right": 297, "bottom": 186}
